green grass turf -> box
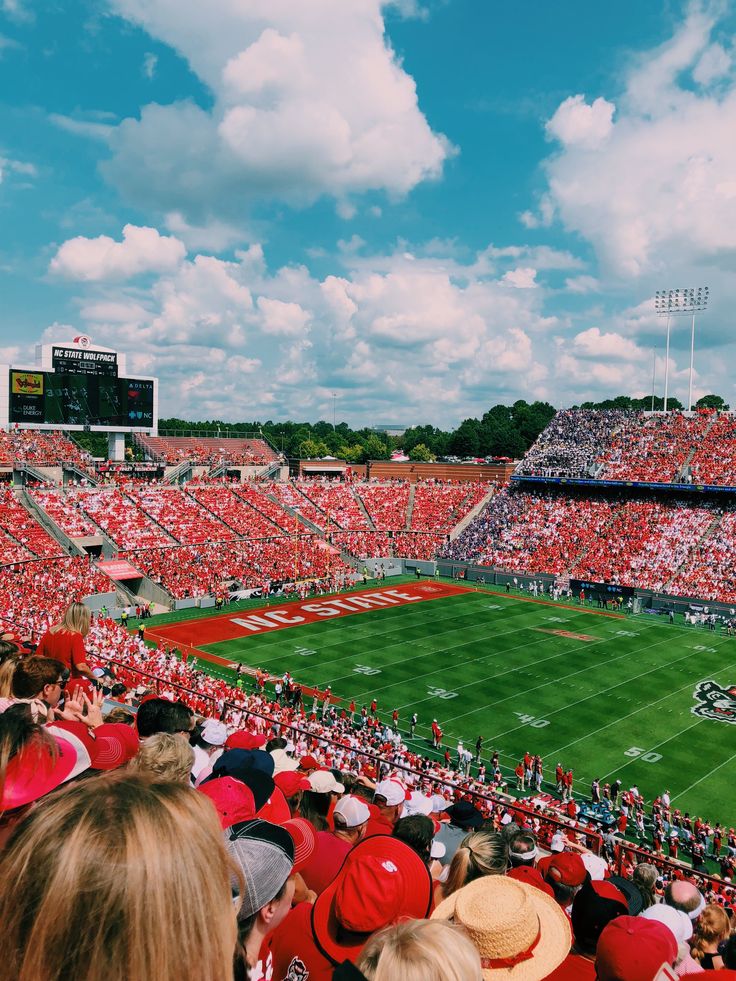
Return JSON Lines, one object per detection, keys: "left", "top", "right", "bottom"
{"left": 191, "top": 585, "right": 736, "bottom": 827}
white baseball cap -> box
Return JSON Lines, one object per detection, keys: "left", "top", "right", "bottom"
{"left": 270, "top": 748, "right": 299, "bottom": 775}
{"left": 430, "top": 794, "right": 451, "bottom": 812}
{"left": 581, "top": 852, "right": 609, "bottom": 881}
{"left": 333, "top": 795, "right": 370, "bottom": 828}
{"left": 402, "top": 791, "right": 433, "bottom": 818}
{"left": 430, "top": 839, "right": 446, "bottom": 860}
{"left": 308, "top": 770, "right": 345, "bottom": 794}
{"left": 201, "top": 719, "right": 228, "bottom": 746}
{"left": 374, "top": 779, "right": 407, "bottom": 807}
{"left": 641, "top": 903, "right": 693, "bottom": 942}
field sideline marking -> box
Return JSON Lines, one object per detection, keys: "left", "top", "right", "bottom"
{"left": 478, "top": 588, "right": 626, "bottom": 619}
{"left": 673, "top": 747, "right": 736, "bottom": 802}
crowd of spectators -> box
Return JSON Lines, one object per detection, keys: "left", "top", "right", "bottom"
{"left": 31, "top": 488, "right": 105, "bottom": 538}
{"left": 0, "top": 488, "right": 64, "bottom": 558}
{"left": 67, "top": 486, "right": 173, "bottom": 549}
{"left": 410, "top": 481, "right": 489, "bottom": 532}
{"left": 357, "top": 482, "right": 412, "bottom": 530}
{"left": 597, "top": 413, "right": 712, "bottom": 483}
{"left": 515, "top": 409, "right": 629, "bottom": 478}
{"left": 0, "top": 428, "right": 91, "bottom": 468}
{"left": 689, "top": 415, "right": 736, "bottom": 485}
{"left": 127, "top": 486, "right": 237, "bottom": 545}
{"left": 295, "top": 480, "right": 372, "bottom": 529}
{"left": 189, "top": 486, "right": 289, "bottom": 539}
{"left": 2, "top": 598, "right": 733, "bottom": 980}
{"left": 517, "top": 408, "right": 736, "bottom": 487}
{"left": 136, "top": 434, "right": 278, "bottom": 467}
{"left": 126, "top": 538, "right": 349, "bottom": 599}
{"left": 442, "top": 487, "right": 736, "bottom": 601}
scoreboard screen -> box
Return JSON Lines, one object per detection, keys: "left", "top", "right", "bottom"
{"left": 9, "top": 370, "right": 154, "bottom": 428}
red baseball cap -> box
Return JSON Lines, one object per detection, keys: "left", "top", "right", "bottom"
{"left": 507, "top": 865, "right": 555, "bottom": 898}
{"left": 538, "top": 851, "right": 587, "bottom": 887}
{"left": 282, "top": 817, "right": 317, "bottom": 873}
{"left": 48, "top": 721, "right": 139, "bottom": 770}
{"left": 198, "top": 776, "right": 256, "bottom": 829}
{"left": 299, "top": 754, "right": 320, "bottom": 772}
{"left": 1, "top": 732, "right": 82, "bottom": 810}
{"left": 256, "top": 785, "right": 291, "bottom": 825}
{"left": 226, "top": 730, "right": 267, "bottom": 750}
{"left": 274, "top": 771, "right": 311, "bottom": 797}
{"left": 311, "top": 835, "right": 433, "bottom": 965}
{"left": 596, "top": 916, "right": 678, "bottom": 981}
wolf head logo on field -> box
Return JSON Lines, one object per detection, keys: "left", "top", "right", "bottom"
{"left": 691, "top": 680, "right": 736, "bottom": 725}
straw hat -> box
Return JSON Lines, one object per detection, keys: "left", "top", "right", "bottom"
{"left": 432, "top": 875, "right": 571, "bottom": 980}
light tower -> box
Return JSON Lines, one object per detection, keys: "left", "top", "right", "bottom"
{"left": 654, "top": 287, "right": 709, "bottom": 411}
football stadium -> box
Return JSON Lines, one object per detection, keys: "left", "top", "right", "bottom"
{"left": 3, "top": 4, "right": 736, "bottom": 980}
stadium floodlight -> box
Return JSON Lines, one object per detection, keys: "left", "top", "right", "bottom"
{"left": 654, "top": 287, "right": 709, "bottom": 411}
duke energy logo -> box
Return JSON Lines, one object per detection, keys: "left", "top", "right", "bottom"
{"left": 691, "top": 680, "right": 736, "bottom": 725}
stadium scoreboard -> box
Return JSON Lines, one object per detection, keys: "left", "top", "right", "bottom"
{"left": 1, "top": 337, "right": 157, "bottom": 433}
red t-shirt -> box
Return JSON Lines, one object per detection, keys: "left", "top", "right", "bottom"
{"left": 36, "top": 629, "right": 89, "bottom": 677}
{"left": 299, "top": 832, "right": 352, "bottom": 896}
{"left": 270, "top": 902, "right": 335, "bottom": 981}
{"left": 544, "top": 953, "right": 596, "bottom": 980}
{"left": 364, "top": 803, "right": 395, "bottom": 838}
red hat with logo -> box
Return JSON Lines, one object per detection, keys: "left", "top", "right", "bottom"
{"left": 538, "top": 851, "right": 587, "bottom": 888}
{"left": 596, "top": 916, "right": 678, "bottom": 981}
{"left": 48, "top": 721, "right": 139, "bottom": 770}
{"left": 226, "top": 730, "right": 267, "bottom": 750}
{"left": 311, "top": 834, "right": 433, "bottom": 965}
{"left": 274, "top": 771, "right": 311, "bottom": 797}
{"left": 299, "top": 754, "right": 320, "bottom": 772}
{"left": 198, "top": 776, "right": 256, "bottom": 830}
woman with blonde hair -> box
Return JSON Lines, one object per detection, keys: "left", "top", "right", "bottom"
{"left": 36, "top": 601, "right": 93, "bottom": 680}
{"left": 690, "top": 903, "right": 731, "bottom": 970}
{"left": 0, "top": 639, "right": 19, "bottom": 699}
{"left": 0, "top": 770, "right": 239, "bottom": 981}
{"left": 356, "top": 919, "right": 482, "bottom": 981}
{"left": 438, "top": 829, "right": 509, "bottom": 901}
{"left": 128, "top": 730, "right": 195, "bottom": 783}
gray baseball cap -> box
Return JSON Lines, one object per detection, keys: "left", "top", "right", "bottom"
{"left": 226, "top": 818, "right": 295, "bottom": 919}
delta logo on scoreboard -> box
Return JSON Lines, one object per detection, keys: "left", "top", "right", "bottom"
{"left": 11, "top": 372, "right": 44, "bottom": 396}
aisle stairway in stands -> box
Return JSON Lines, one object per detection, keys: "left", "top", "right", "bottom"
{"left": 662, "top": 510, "right": 724, "bottom": 592}
{"left": 404, "top": 484, "right": 416, "bottom": 530}
{"left": 676, "top": 411, "right": 720, "bottom": 482}
{"left": 448, "top": 485, "right": 495, "bottom": 540}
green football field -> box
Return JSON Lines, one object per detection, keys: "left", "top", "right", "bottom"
{"left": 185, "top": 583, "right": 736, "bottom": 827}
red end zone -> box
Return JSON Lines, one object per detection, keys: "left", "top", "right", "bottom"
{"left": 147, "top": 580, "right": 472, "bottom": 649}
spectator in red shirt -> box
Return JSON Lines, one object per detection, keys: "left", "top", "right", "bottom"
{"left": 300, "top": 795, "right": 370, "bottom": 896}
{"left": 35, "top": 601, "right": 94, "bottom": 680}
{"left": 270, "top": 835, "right": 433, "bottom": 980}
{"left": 365, "top": 779, "right": 406, "bottom": 837}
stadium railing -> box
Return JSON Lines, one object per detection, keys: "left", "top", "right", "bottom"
{"left": 613, "top": 841, "right": 725, "bottom": 893}
{"left": 96, "top": 651, "right": 604, "bottom": 855}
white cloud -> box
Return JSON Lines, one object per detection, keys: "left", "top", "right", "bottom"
{"left": 500, "top": 267, "right": 537, "bottom": 289}
{"left": 163, "top": 211, "right": 246, "bottom": 252}
{"left": 101, "top": 0, "right": 452, "bottom": 225}
{"left": 564, "top": 275, "right": 599, "bottom": 294}
{"left": 546, "top": 95, "right": 615, "bottom": 150}
{"left": 142, "top": 52, "right": 158, "bottom": 79}
{"left": 50, "top": 224, "right": 186, "bottom": 281}
{"left": 572, "top": 327, "right": 643, "bottom": 361}
{"left": 54, "top": 232, "right": 568, "bottom": 423}
{"left": 0, "top": 154, "right": 37, "bottom": 184}
{"left": 536, "top": 3, "right": 736, "bottom": 277}
{"left": 257, "top": 296, "right": 311, "bottom": 336}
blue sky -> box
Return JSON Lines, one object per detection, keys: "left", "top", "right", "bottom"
{"left": 1, "top": 0, "right": 735, "bottom": 426}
